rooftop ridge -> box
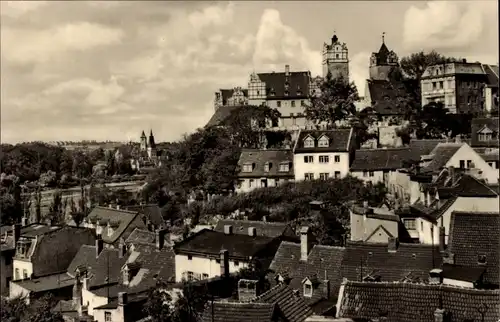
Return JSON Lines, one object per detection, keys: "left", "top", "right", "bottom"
{"left": 451, "top": 211, "right": 500, "bottom": 216}
{"left": 250, "top": 283, "right": 287, "bottom": 303}
{"left": 313, "top": 244, "right": 345, "bottom": 251}
{"left": 343, "top": 280, "right": 500, "bottom": 294}
{"left": 219, "top": 219, "right": 289, "bottom": 226}
{"left": 346, "top": 240, "right": 440, "bottom": 249}
{"left": 93, "top": 206, "right": 139, "bottom": 215}
{"left": 279, "top": 241, "right": 300, "bottom": 247}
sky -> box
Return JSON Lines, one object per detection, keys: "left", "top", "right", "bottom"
{"left": 1, "top": 0, "right": 498, "bottom": 144}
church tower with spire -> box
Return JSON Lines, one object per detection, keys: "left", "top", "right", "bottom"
{"left": 322, "top": 31, "right": 349, "bottom": 80}
{"left": 147, "top": 129, "right": 157, "bottom": 159}
{"left": 140, "top": 130, "right": 147, "bottom": 151}
{"left": 369, "top": 32, "right": 399, "bottom": 81}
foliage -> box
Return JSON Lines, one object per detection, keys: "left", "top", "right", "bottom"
{"left": 47, "top": 190, "right": 67, "bottom": 225}
{"left": 0, "top": 174, "right": 22, "bottom": 224}
{"left": 1, "top": 295, "right": 63, "bottom": 322}
{"left": 305, "top": 72, "right": 359, "bottom": 126}
{"left": 143, "top": 285, "right": 174, "bottom": 322}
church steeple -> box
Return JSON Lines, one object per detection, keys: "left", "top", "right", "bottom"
{"left": 322, "top": 30, "right": 349, "bottom": 79}
{"left": 369, "top": 32, "right": 399, "bottom": 81}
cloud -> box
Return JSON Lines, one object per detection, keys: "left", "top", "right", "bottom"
{"left": 1, "top": 22, "right": 124, "bottom": 65}
{"left": 349, "top": 52, "right": 370, "bottom": 97}
{"left": 188, "top": 2, "right": 235, "bottom": 30}
{"left": 0, "top": 1, "right": 48, "bottom": 17}
{"left": 402, "top": 1, "right": 493, "bottom": 52}
{"left": 253, "top": 9, "right": 322, "bottom": 76}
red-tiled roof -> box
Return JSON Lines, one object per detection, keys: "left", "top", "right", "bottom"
{"left": 422, "top": 143, "right": 463, "bottom": 173}
{"left": 366, "top": 79, "right": 408, "bottom": 115}
{"left": 337, "top": 281, "right": 500, "bottom": 322}
{"left": 483, "top": 64, "right": 499, "bottom": 88}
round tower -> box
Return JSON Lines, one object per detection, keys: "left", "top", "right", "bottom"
{"left": 322, "top": 31, "right": 349, "bottom": 80}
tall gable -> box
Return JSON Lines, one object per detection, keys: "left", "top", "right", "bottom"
{"left": 471, "top": 117, "right": 499, "bottom": 148}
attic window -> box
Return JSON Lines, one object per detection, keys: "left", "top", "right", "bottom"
{"left": 303, "top": 282, "right": 313, "bottom": 297}
{"left": 242, "top": 163, "right": 253, "bottom": 173}
{"left": 284, "top": 83, "right": 290, "bottom": 90}
{"left": 478, "top": 254, "right": 487, "bottom": 264}
{"left": 304, "top": 137, "right": 315, "bottom": 148}
{"left": 279, "top": 162, "right": 290, "bottom": 172}
{"left": 318, "top": 135, "right": 329, "bottom": 147}
{"left": 284, "top": 91, "right": 289, "bottom": 97}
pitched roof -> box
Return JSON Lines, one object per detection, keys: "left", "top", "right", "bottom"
{"left": 11, "top": 272, "right": 74, "bottom": 293}
{"left": 422, "top": 143, "right": 462, "bottom": 173}
{"left": 125, "top": 228, "right": 157, "bottom": 246}
{"left": 20, "top": 223, "right": 61, "bottom": 237}
{"left": 470, "top": 117, "right": 499, "bottom": 148}
{"left": 173, "top": 229, "right": 275, "bottom": 259}
{"left": 294, "top": 129, "right": 354, "bottom": 153}
{"left": 86, "top": 206, "right": 142, "bottom": 244}
{"left": 214, "top": 219, "right": 293, "bottom": 238}
{"left": 408, "top": 139, "right": 448, "bottom": 160}
{"left": 483, "top": 64, "right": 499, "bottom": 88}
{"left": 350, "top": 148, "right": 413, "bottom": 171}
{"left": 337, "top": 281, "right": 500, "bottom": 322}
{"left": 253, "top": 284, "right": 314, "bottom": 322}
{"left": 257, "top": 71, "right": 311, "bottom": 99}
{"left": 124, "top": 204, "right": 164, "bottom": 227}
{"left": 201, "top": 302, "right": 278, "bottom": 322}
{"left": 437, "top": 174, "right": 499, "bottom": 198}
{"left": 448, "top": 211, "right": 500, "bottom": 285}
{"left": 205, "top": 105, "right": 245, "bottom": 128}
{"left": 237, "top": 149, "right": 294, "bottom": 178}
{"left": 479, "top": 151, "right": 499, "bottom": 162}
{"left": 366, "top": 79, "right": 408, "bottom": 115}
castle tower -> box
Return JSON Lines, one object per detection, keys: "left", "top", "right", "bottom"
{"left": 369, "top": 32, "right": 399, "bottom": 81}
{"left": 322, "top": 32, "right": 349, "bottom": 80}
{"left": 147, "top": 129, "right": 156, "bottom": 159}
{"left": 140, "top": 130, "right": 147, "bottom": 151}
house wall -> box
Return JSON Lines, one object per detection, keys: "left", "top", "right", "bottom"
{"left": 350, "top": 212, "right": 398, "bottom": 242}
{"left": 293, "top": 152, "right": 350, "bottom": 181}
{"left": 443, "top": 278, "right": 475, "bottom": 289}
{"left": 82, "top": 288, "right": 108, "bottom": 316}
{"left": 9, "top": 283, "right": 30, "bottom": 303}
{"left": 235, "top": 177, "right": 293, "bottom": 194}
{"left": 12, "top": 259, "right": 33, "bottom": 281}
{"left": 387, "top": 171, "right": 414, "bottom": 204}
{"left": 174, "top": 254, "right": 249, "bottom": 282}
{"left": 446, "top": 144, "right": 499, "bottom": 184}
{"left": 350, "top": 170, "right": 385, "bottom": 184}
{"left": 94, "top": 306, "right": 125, "bottom": 322}
{"left": 1, "top": 250, "right": 14, "bottom": 295}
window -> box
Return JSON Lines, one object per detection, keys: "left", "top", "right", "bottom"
{"left": 291, "top": 101, "right": 296, "bottom": 107}
{"left": 105, "top": 312, "right": 112, "bottom": 322}
{"left": 187, "top": 271, "right": 194, "bottom": 281}
{"left": 420, "top": 221, "right": 424, "bottom": 231}
{"left": 264, "top": 162, "right": 271, "bottom": 172}
{"left": 403, "top": 219, "right": 416, "bottom": 230}
{"left": 305, "top": 173, "right": 314, "bottom": 180}
{"left": 234, "top": 261, "right": 240, "bottom": 267}
{"left": 334, "top": 155, "right": 340, "bottom": 163}
{"left": 249, "top": 179, "right": 254, "bottom": 188}
{"left": 363, "top": 171, "right": 368, "bottom": 177}
{"left": 334, "top": 171, "right": 341, "bottom": 179}
{"left": 319, "top": 155, "right": 329, "bottom": 163}
{"left": 23, "top": 269, "right": 28, "bottom": 280}
{"left": 319, "top": 173, "right": 329, "bottom": 180}
{"left": 304, "top": 156, "right": 313, "bottom": 163}
{"left": 301, "top": 100, "right": 305, "bottom": 106}
{"left": 369, "top": 171, "right": 374, "bottom": 177}
{"left": 279, "top": 163, "right": 290, "bottom": 172}
{"left": 303, "top": 283, "right": 313, "bottom": 297}
{"left": 202, "top": 273, "right": 209, "bottom": 279}
{"left": 292, "top": 116, "right": 297, "bottom": 125}
{"left": 439, "top": 81, "right": 444, "bottom": 89}
{"left": 242, "top": 164, "right": 253, "bottom": 172}
{"left": 277, "top": 101, "right": 281, "bottom": 107}
{"left": 216, "top": 259, "right": 221, "bottom": 264}
{"left": 284, "top": 91, "right": 289, "bottom": 96}
{"left": 466, "top": 160, "right": 472, "bottom": 168}
{"left": 318, "top": 136, "right": 329, "bottom": 147}
{"left": 304, "top": 137, "right": 315, "bottom": 148}
{"left": 432, "top": 82, "right": 437, "bottom": 90}
{"left": 187, "top": 255, "right": 193, "bottom": 260}
{"left": 459, "top": 160, "right": 465, "bottom": 169}
{"left": 478, "top": 254, "right": 487, "bottom": 264}
{"left": 15, "top": 268, "right": 19, "bottom": 280}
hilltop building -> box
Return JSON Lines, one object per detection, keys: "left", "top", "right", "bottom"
{"left": 322, "top": 32, "right": 349, "bottom": 80}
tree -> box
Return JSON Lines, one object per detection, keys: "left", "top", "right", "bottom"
{"left": 47, "top": 190, "right": 66, "bottom": 225}
{"left": 414, "top": 102, "right": 451, "bottom": 139}
{"left": 1, "top": 295, "right": 63, "bottom": 322}
{"left": 305, "top": 72, "right": 359, "bottom": 126}
{"left": 143, "top": 284, "right": 174, "bottom": 322}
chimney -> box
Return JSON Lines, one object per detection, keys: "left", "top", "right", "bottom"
{"left": 21, "top": 216, "right": 27, "bottom": 227}
{"left": 220, "top": 249, "right": 229, "bottom": 277}
{"left": 438, "top": 227, "right": 446, "bottom": 252}
{"left": 262, "top": 216, "right": 267, "bottom": 222}
{"left": 118, "top": 292, "right": 128, "bottom": 306}
{"left": 118, "top": 239, "right": 127, "bottom": 258}
{"left": 13, "top": 224, "right": 21, "bottom": 244}
{"left": 108, "top": 204, "right": 113, "bottom": 209}
{"left": 387, "top": 237, "right": 399, "bottom": 252}
{"left": 224, "top": 225, "right": 233, "bottom": 235}
{"left": 363, "top": 201, "right": 369, "bottom": 208}
{"left": 116, "top": 205, "right": 120, "bottom": 210}
{"left": 442, "top": 252, "right": 455, "bottom": 265}
{"left": 429, "top": 269, "right": 443, "bottom": 285}
{"left": 300, "top": 226, "right": 312, "bottom": 261}
{"left": 156, "top": 229, "right": 167, "bottom": 250}
{"left": 454, "top": 135, "right": 462, "bottom": 144}
{"left": 285, "top": 64, "right": 290, "bottom": 76}
{"left": 238, "top": 279, "right": 260, "bottom": 302}
{"left": 448, "top": 166, "right": 456, "bottom": 186}
{"left": 73, "top": 272, "right": 83, "bottom": 315}
{"left": 322, "top": 279, "right": 330, "bottom": 299}
{"left": 95, "top": 235, "right": 104, "bottom": 259}
{"left": 434, "top": 308, "right": 446, "bottom": 322}
{"left": 462, "top": 59, "right": 467, "bottom": 63}
{"left": 248, "top": 227, "right": 257, "bottom": 237}
{"left": 83, "top": 277, "right": 90, "bottom": 291}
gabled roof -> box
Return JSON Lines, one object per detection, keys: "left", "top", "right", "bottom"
{"left": 19, "top": 223, "right": 61, "bottom": 238}
{"left": 366, "top": 79, "right": 407, "bottom": 115}
{"left": 201, "top": 302, "right": 278, "bottom": 322}
{"left": 437, "top": 174, "right": 499, "bottom": 198}
{"left": 408, "top": 139, "right": 448, "bottom": 160}
{"left": 294, "top": 129, "right": 354, "bottom": 153}
{"left": 173, "top": 229, "right": 276, "bottom": 259}
{"left": 252, "top": 284, "right": 314, "bottom": 322}
{"left": 470, "top": 117, "right": 499, "bottom": 148}
{"left": 337, "top": 281, "right": 500, "bottom": 322}
{"left": 350, "top": 148, "right": 413, "bottom": 171}
{"left": 214, "top": 219, "right": 293, "bottom": 239}
{"left": 257, "top": 71, "right": 311, "bottom": 99}
{"left": 86, "top": 206, "right": 142, "bottom": 244}
{"left": 125, "top": 228, "right": 157, "bottom": 246}
{"left": 448, "top": 211, "right": 500, "bottom": 285}
{"left": 237, "top": 149, "right": 294, "bottom": 178}
{"left": 205, "top": 105, "right": 245, "bottom": 128}
{"left": 11, "top": 272, "right": 74, "bottom": 293}
{"left": 482, "top": 64, "right": 499, "bottom": 88}
{"left": 422, "top": 143, "right": 463, "bottom": 173}
{"left": 124, "top": 204, "right": 164, "bottom": 227}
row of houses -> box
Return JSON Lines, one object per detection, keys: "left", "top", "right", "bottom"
{"left": 235, "top": 117, "right": 499, "bottom": 193}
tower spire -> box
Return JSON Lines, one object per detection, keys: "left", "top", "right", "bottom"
{"left": 382, "top": 32, "right": 386, "bottom": 44}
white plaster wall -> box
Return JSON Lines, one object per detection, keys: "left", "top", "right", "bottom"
{"left": 12, "top": 259, "right": 33, "bottom": 281}
{"left": 294, "top": 152, "right": 350, "bottom": 181}
{"left": 94, "top": 306, "right": 124, "bottom": 322}
{"left": 443, "top": 278, "right": 474, "bottom": 288}
{"left": 9, "top": 283, "right": 30, "bottom": 303}
{"left": 350, "top": 170, "right": 385, "bottom": 184}
{"left": 175, "top": 254, "right": 249, "bottom": 282}
{"left": 82, "top": 288, "right": 108, "bottom": 316}
{"left": 446, "top": 144, "right": 499, "bottom": 184}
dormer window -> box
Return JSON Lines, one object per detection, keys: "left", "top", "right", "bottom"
{"left": 284, "top": 83, "right": 289, "bottom": 90}
{"left": 284, "top": 91, "right": 289, "bottom": 97}
{"left": 318, "top": 135, "right": 329, "bottom": 147}
{"left": 478, "top": 126, "right": 494, "bottom": 141}
{"left": 279, "top": 162, "right": 290, "bottom": 172}
{"left": 303, "top": 282, "right": 313, "bottom": 297}
{"left": 242, "top": 163, "right": 253, "bottom": 172}
{"left": 304, "top": 136, "right": 315, "bottom": 148}
{"left": 478, "top": 254, "right": 487, "bottom": 264}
